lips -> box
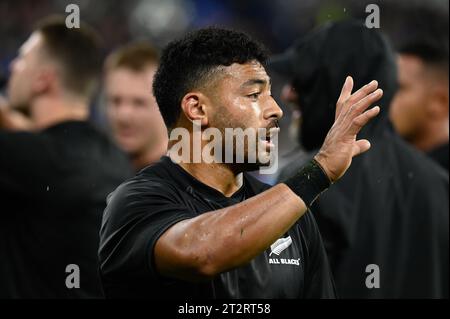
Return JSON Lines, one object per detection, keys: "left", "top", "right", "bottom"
{"left": 259, "top": 126, "right": 279, "bottom": 151}
{"left": 265, "top": 127, "right": 280, "bottom": 140}
{"left": 116, "top": 125, "right": 137, "bottom": 138}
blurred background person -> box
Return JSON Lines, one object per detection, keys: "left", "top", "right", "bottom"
{"left": 104, "top": 43, "right": 168, "bottom": 171}
{"left": 0, "top": 16, "right": 132, "bottom": 298}
{"left": 272, "top": 20, "right": 449, "bottom": 298}
{"left": 389, "top": 5, "right": 449, "bottom": 171}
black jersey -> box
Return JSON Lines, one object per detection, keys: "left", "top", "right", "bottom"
{"left": 0, "top": 121, "right": 132, "bottom": 298}
{"left": 99, "top": 156, "right": 336, "bottom": 299}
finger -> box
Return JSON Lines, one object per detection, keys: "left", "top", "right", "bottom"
{"left": 347, "top": 106, "right": 380, "bottom": 136}
{"left": 347, "top": 88, "right": 383, "bottom": 120}
{"left": 347, "top": 80, "right": 379, "bottom": 106}
{"left": 352, "top": 139, "right": 371, "bottom": 157}
{"left": 335, "top": 76, "right": 354, "bottom": 120}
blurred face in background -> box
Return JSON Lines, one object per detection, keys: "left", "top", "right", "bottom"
{"left": 8, "top": 32, "right": 49, "bottom": 111}
{"left": 390, "top": 54, "right": 449, "bottom": 144}
{"left": 105, "top": 65, "right": 168, "bottom": 157}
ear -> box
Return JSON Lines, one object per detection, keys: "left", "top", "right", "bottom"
{"left": 31, "top": 66, "right": 57, "bottom": 96}
{"left": 180, "top": 92, "right": 209, "bottom": 126}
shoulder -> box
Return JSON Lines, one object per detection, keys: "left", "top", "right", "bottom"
{"left": 0, "top": 129, "right": 51, "bottom": 151}
{"left": 107, "top": 171, "right": 178, "bottom": 211}
{"left": 0, "top": 129, "right": 55, "bottom": 176}
{"left": 105, "top": 159, "right": 182, "bottom": 215}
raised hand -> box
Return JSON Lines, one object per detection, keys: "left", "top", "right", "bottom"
{"left": 314, "top": 76, "right": 383, "bottom": 182}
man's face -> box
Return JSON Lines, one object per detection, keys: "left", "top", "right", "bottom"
{"left": 206, "top": 61, "right": 283, "bottom": 165}
{"left": 8, "top": 32, "right": 46, "bottom": 111}
{"left": 390, "top": 54, "right": 430, "bottom": 141}
{"left": 105, "top": 66, "right": 168, "bottom": 156}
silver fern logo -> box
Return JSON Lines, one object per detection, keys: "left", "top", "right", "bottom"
{"left": 269, "top": 236, "right": 292, "bottom": 256}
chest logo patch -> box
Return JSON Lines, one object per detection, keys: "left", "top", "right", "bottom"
{"left": 270, "top": 236, "right": 292, "bottom": 256}
{"left": 268, "top": 236, "right": 301, "bottom": 266}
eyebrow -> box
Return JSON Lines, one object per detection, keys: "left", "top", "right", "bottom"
{"left": 240, "top": 78, "right": 271, "bottom": 88}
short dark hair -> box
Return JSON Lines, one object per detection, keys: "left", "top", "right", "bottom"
{"left": 105, "top": 42, "right": 159, "bottom": 73}
{"left": 153, "top": 27, "right": 268, "bottom": 129}
{"left": 35, "top": 16, "right": 102, "bottom": 99}
{"left": 395, "top": 3, "right": 448, "bottom": 74}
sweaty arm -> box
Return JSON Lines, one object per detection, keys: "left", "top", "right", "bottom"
{"left": 155, "top": 77, "right": 383, "bottom": 281}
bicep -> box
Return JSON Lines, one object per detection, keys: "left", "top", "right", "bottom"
{"left": 99, "top": 187, "right": 195, "bottom": 283}
{"left": 153, "top": 217, "right": 210, "bottom": 282}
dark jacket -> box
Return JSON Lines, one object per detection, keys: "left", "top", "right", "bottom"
{"left": 277, "top": 21, "right": 449, "bottom": 298}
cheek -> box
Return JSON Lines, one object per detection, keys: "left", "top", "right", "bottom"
{"left": 130, "top": 107, "right": 158, "bottom": 132}
{"left": 393, "top": 88, "right": 422, "bottom": 116}
{"left": 233, "top": 98, "right": 262, "bottom": 125}
{"left": 211, "top": 96, "right": 262, "bottom": 129}
{"left": 392, "top": 92, "right": 426, "bottom": 135}
{"left": 139, "top": 106, "right": 156, "bottom": 121}
{"left": 10, "top": 62, "right": 26, "bottom": 88}
{"left": 106, "top": 105, "right": 125, "bottom": 128}
{"left": 250, "top": 102, "right": 262, "bottom": 118}
{"left": 12, "top": 59, "right": 27, "bottom": 76}
{"left": 105, "top": 106, "right": 116, "bottom": 121}
{"left": 405, "top": 90, "right": 427, "bottom": 119}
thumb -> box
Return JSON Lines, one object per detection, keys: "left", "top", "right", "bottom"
{"left": 352, "top": 139, "right": 371, "bottom": 157}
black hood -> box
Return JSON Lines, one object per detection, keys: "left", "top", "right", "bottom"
{"left": 270, "top": 20, "right": 398, "bottom": 150}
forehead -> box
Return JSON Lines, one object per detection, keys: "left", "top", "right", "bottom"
{"left": 106, "top": 67, "right": 155, "bottom": 94}
{"left": 108, "top": 65, "right": 156, "bottom": 81}
{"left": 220, "top": 61, "right": 270, "bottom": 86}
{"left": 20, "top": 32, "right": 44, "bottom": 56}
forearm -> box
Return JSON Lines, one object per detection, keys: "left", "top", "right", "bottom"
{"left": 155, "top": 183, "right": 306, "bottom": 281}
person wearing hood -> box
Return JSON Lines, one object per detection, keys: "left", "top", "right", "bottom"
{"left": 272, "top": 20, "right": 448, "bottom": 298}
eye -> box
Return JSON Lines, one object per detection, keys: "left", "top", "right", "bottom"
{"left": 109, "top": 96, "right": 121, "bottom": 106}
{"left": 247, "top": 92, "right": 261, "bottom": 100}
{"left": 133, "top": 98, "right": 147, "bottom": 108}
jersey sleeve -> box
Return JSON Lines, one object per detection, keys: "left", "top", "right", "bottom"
{"left": 99, "top": 178, "right": 195, "bottom": 286}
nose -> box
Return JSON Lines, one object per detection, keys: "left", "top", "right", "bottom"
{"left": 110, "top": 100, "right": 134, "bottom": 123}
{"left": 263, "top": 96, "right": 283, "bottom": 121}
{"left": 281, "top": 84, "right": 299, "bottom": 104}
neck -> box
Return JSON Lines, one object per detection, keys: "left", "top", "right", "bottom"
{"left": 30, "top": 95, "right": 88, "bottom": 130}
{"left": 131, "top": 141, "right": 168, "bottom": 171}
{"left": 412, "top": 120, "right": 449, "bottom": 152}
{"left": 167, "top": 120, "right": 245, "bottom": 197}
{"left": 169, "top": 148, "right": 243, "bottom": 197}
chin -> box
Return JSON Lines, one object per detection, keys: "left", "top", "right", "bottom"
{"left": 117, "top": 142, "right": 138, "bottom": 155}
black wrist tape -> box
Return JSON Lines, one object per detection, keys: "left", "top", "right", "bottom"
{"left": 284, "top": 159, "right": 332, "bottom": 208}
